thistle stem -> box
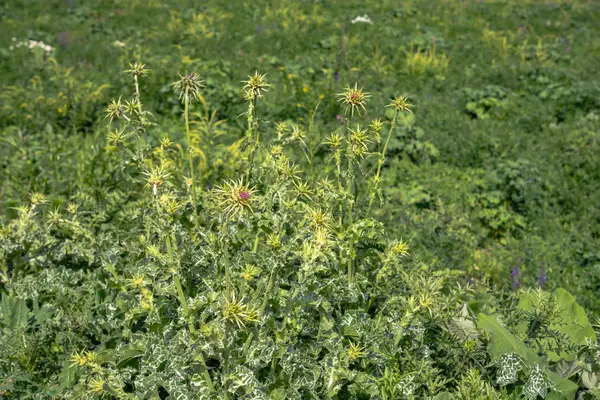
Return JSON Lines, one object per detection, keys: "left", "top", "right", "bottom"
{"left": 345, "top": 119, "right": 355, "bottom": 283}
{"left": 367, "top": 110, "right": 399, "bottom": 216}
{"left": 184, "top": 91, "right": 199, "bottom": 228}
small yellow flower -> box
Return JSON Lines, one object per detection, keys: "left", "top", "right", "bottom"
{"left": 303, "top": 85, "right": 310, "bottom": 93}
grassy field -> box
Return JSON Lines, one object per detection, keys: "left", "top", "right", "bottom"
{"left": 1, "top": 0, "right": 600, "bottom": 398}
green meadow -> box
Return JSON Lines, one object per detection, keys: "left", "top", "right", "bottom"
{"left": 1, "top": 0, "right": 599, "bottom": 398}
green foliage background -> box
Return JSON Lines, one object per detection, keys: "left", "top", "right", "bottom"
{"left": 1, "top": 0, "right": 599, "bottom": 398}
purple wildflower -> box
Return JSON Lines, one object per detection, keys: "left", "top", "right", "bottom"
{"left": 239, "top": 191, "right": 250, "bottom": 200}
{"left": 537, "top": 265, "right": 547, "bottom": 288}
{"left": 511, "top": 266, "right": 521, "bottom": 290}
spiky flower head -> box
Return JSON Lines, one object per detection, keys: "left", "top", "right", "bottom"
{"left": 275, "top": 159, "right": 301, "bottom": 181}
{"left": 337, "top": 83, "right": 370, "bottom": 116}
{"left": 314, "top": 228, "right": 331, "bottom": 250}
{"left": 294, "top": 180, "right": 313, "bottom": 200}
{"left": 306, "top": 206, "right": 332, "bottom": 231}
{"left": 221, "top": 292, "right": 260, "bottom": 328}
{"left": 324, "top": 132, "right": 344, "bottom": 149}
{"left": 390, "top": 239, "right": 410, "bottom": 256}
{"left": 124, "top": 98, "right": 142, "bottom": 115}
{"left": 370, "top": 118, "right": 384, "bottom": 142}
{"left": 267, "top": 233, "right": 282, "bottom": 250}
{"left": 88, "top": 377, "right": 107, "bottom": 394}
{"left": 30, "top": 192, "right": 48, "bottom": 205}
{"left": 173, "top": 72, "right": 205, "bottom": 102}
{"left": 214, "top": 178, "right": 257, "bottom": 218}
{"left": 270, "top": 144, "right": 284, "bottom": 158}
{"left": 242, "top": 71, "right": 270, "bottom": 100}
{"left": 347, "top": 342, "right": 366, "bottom": 362}
{"left": 275, "top": 121, "right": 288, "bottom": 139}
{"left": 107, "top": 128, "right": 129, "bottom": 148}
{"left": 104, "top": 96, "right": 129, "bottom": 122}
{"left": 387, "top": 95, "right": 413, "bottom": 113}
{"left": 240, "top": 264, "right": 261, "bottom": 281}
{"left": 125, "top": 62, "right": 149, "bottom": 77}
{"left": 143, "top": 166, "right": 171, "bottom": 196}
{"left": 348, "top": 124, "right": 371, "bottom": 159}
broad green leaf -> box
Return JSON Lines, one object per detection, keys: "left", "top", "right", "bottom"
{"left": 0, "top": 293, "right": 29, "bottom": 330}
{"left": 431, "top": 392, "right": 453, "bottom": 400}
{"left": 477, "top": 314, "right": 536, "bottom": 361}
{"left": 546, "top": 370, "right": 578, "bottom": 400}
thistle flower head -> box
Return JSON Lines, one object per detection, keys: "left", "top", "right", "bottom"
{"left": 275, "top": 159, "right": 301, "bottom": 181}
{"left": 267, "top": 233, "right": 282, "bottom": 250}
{"left": 173, "top": 72, "right": 205, "bottom": 102}
{"left": 370, "top": 118, "right": 384, "bottom": 141}
{"left": 306, "top": 206, "right": 332, "bottom": 231}
{"left": 270, "top": 144, "right": 284, "bottom": 158}
{"left": 337, "top": 83, "right": 370, "bottom": 116}
{"left": 221, "top": 292, "right": 259, "bottom": 328}
{"left": 294, "top": 180, "right": 313, "bottom": 200}
{"left": 30, "top": 192, "right": 48, "bottom": 205}
{"left": 275, "top": 121, "right": 288, "bottom": 139}
{"left": 125, "top": 62, "right": 149, "bottom": 77}
{"left": 242, "top": 71, "right": 270, "bottom": 100}
{"left": 70, "top": 350, "right": 97, "bottom": 368}
{"left": 107, "top": 128, "right": 129, "bottom": 148}
{"left": 214, "top": 179, "right": 257, "bottom": 218}
{"left": 314, "top": 228, "right": 331, "bottom": 250}
{"left": 104, "top": 96, "right": 127, "bottom": 122}
{"left": 390, "top": 239, "right": 410, "bottom": 256}
{"left": 143, "top": 166, "right": 171, "bottom": 195}
{"left": 324, "top": 132, "right": 344, "bottom": 149}
{"left": 240, "top": 264, "right": 261, "bottom": 281}
{"left": 124, "top": 98, "right": 142, "bottom": 114}
{"left": 347, "top": 342, "right": 366, "bottom": 362}
{"left": 387, "top": 95, "right": 413, "bottom": 113}
{"left": 348, "top": 124, "right": 371, "bottom": 159}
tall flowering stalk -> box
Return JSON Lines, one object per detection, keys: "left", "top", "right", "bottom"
{"left": 173, "top": 73, "right": 205, "bottom": 225}
{"left": 367, "top": 96, "right": 412, "bottom": 215}
{"left": 337, "top": 83, "right": 369, "bottom": 283}
{"left": 242, "top": 71, "right": 270, "bottom": 181}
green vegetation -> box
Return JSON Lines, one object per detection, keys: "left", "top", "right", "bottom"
{"left": 1, "top": 0, "right": 599, "bottom": 398}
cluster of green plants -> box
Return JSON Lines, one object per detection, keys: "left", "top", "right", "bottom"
{"left": 1, "top": 59, "right": 599, "bottom": 399}
{"left": 1, "top": 0, "right": 600, "bottom": 398}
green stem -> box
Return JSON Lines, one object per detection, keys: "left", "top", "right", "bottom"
{"left": 367, "top": 110, "right": 399, "bottom": 216}
{"left": 345, "top": 119, "right": 355, "bottom": 283}
{"left": 185, "top": 92, "right": 199, "bottom": 228}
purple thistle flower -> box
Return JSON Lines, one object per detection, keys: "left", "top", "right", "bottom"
{"left": 239, "top": 191, "right": 250, "bottom": 200}
{"left": 511, "top": 266, "right": 521, "bottom": 290}
{"left": 537, "top": 265, "right": 547, "bottom": 288}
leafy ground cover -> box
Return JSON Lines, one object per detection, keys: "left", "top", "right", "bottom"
{"left": 1, "top": 0, "right": 599, "bottom": 398}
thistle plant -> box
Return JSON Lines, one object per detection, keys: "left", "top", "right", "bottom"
{"left": 242, "top": 71, "right": 270, "bottom": 181}
{"left": 173, "top": 72, "right": 205, "bottom": 224}
{"left": 3, "top": 61, "right": 599, "bottom": 400}
{"left": 367, "top": 95, "right": 413, "bottom": 215}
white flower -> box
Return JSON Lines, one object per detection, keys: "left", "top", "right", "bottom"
{"left": 113, "top": 40, "right": 126, "bottom": 48}
{"left": 351, "top": 15, "right": 373, "bottom": 24}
